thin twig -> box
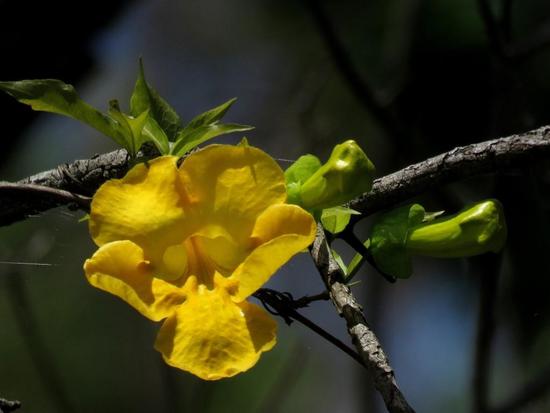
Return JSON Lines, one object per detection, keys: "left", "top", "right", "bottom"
{"left": 310, "top": 225, "right": 415, "bottom": 413}
{"left": 253, "top": 288, "right": 365, "bottom": 367}
{"left": 291, "top": 290, "right": 330, "bottom": 308}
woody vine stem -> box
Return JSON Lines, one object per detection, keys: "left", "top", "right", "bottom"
{"left": 1, "top": 125, "right": 550, "bottom": 413}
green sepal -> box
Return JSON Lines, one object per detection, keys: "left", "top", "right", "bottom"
{"left": 284, "top": 154, "right": 322, "bottom": 206}
{"left": 321, "top": 206, "right": 360, "bottom": 234}
{"left": 369, "top": 204, "right": 426, "bottom": 279}
{"left": 238, "top": 137, "right": 250, "bottom": 147}
{"left": 130, "top": 59, "right": 182, "bottom": 141}
{"left": 422, "top": 210, "right": 445, "bottom": 222}
{"left": 171, "top": 122, "right": 254, "bottom": 156}
{"left": 0, "top": 79, "right": 127, "bottom": 147}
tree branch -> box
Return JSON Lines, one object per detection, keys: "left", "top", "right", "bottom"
{"left": 349, "top": 125, "right": 550, "bottom": 218}
{"left": 2, "top": 125, "right": 550, "bottom": 229}
{"left": 0, "top": 397, "right": 21, "bottom": 413}
{"left": 0, "top": 149, "right": 129, "bottom": 226}
{"left": 310, "top": 224, "right": 415, "bottom": 413}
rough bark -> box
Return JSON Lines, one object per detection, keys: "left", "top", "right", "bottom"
{"left": 310, "top": 225, "right": 415, "bottom": 413}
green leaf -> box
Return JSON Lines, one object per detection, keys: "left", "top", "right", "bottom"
{"left": 0, "top": 79, "right": 127, "bottom": 146}
{"left": 141, "top": 116, "right": 170, "bottom": 155}
{"left": 171, "top": 123, "right": 254, "bottom": 156}
{"left": 182, "top": 98, "right": 237, "bottom": 131}
{"left": 108, "top": 100, "right": 149, "bottom": 157}
{"left": 321, "top": 206, "right": 360, "bottom": 234}
{"left": 130, "top": 59, "right": 182, "bottom": 141}
{"left": 284, "top": 154, "right": 322, "bottom": 206}
{"left": 369, "top": 204, "right": 425, "bottom": 279}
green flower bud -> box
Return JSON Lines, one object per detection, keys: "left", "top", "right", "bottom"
{"left": 406, "top": 199, "right": 507, "bottom": 258}
{"left": 299, "top": 140, "right": 375, "bottom": 210}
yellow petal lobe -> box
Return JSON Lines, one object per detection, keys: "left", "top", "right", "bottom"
{"left": 89, "top": 156, "right": 189, "bottom": 253}
{"left": 84, "top": 240, "right": 186, "bottom": 321}
{"left": 179, "top": 145, "right": 287, "bottom": 244}
{"left": 230, "top": 204, "right": 316, "bottom": 301}
{"left": 154, "top": 287, "right": 276, "bottom": 380}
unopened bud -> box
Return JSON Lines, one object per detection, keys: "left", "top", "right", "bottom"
{"left": 299, "top": 140, "right": 375, "bottom": 210}
{"left": 406, "top": 199, "right": 507, "bottom": 257}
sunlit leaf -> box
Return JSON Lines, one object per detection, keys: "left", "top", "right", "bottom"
{"left": 171, "top": 123, "right": 254, "bottom": 156}
{"left": 142, "top": 116, "right": 170, "bottom": 155}
{"left": 321, "top": 206, "right": 360, "bottom": 234}
{"left": 0, "top": 79, "right": 127, "bottom": 146}
{"left": 108, "top": 100, "right": 149, "bottom": 157}
{"left": 182, "top": 98, "right": 237, "bottom": 131}
{"left": 130, "top": 59, "right": 182, "bottom": 141}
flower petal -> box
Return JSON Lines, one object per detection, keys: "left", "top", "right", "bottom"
{"left": 179, "top": 145, "right": 287, "bottom": 244}
{"left": 89, "top": 156, "right": 192, "bottom": 276}
{"left": 84, "top": 240, "right": 186, "bottom": 321}
{"left": 154, "top": 287, "right": 276, "bottom": 380}
{"left": 230, "top": 204, "right": 316, "bottom": 301}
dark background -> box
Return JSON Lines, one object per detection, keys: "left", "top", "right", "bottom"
{"left": 1, "top": 0, "right": 550, "bottom": 412}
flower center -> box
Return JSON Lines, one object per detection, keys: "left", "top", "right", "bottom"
{"left": 184, "top": 237, "right": 217, "bottom": 290}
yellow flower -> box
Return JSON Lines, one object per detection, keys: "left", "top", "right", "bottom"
{"left": 83, "top": 145, "right": 316, "bottom": 380}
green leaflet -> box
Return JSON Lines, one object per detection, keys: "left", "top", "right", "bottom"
{"left": 321, "top": 206, "right": 360, "bottom": 234}
{"left": 130, "top": 59, "right": 182, "bottom": 141}
{"left": 369, "top": 204, "right": 426, "bottom": 279}
{"left": 108, "top": 100, "right": 150, "bottom": 157}
{"left": 141, "top": 117, "right": 170, "bottom": 155}
{"left": 1, "top": 62, "right": 254, "bottom": 158}
{"left": 183, "top": 97, "right": 237, "bottom": 131}
{"left": 171, "top": 119, "right": 254, "bottom": 156}
{"left": 0, "top": 79, "right": 127, "bottom": 147}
